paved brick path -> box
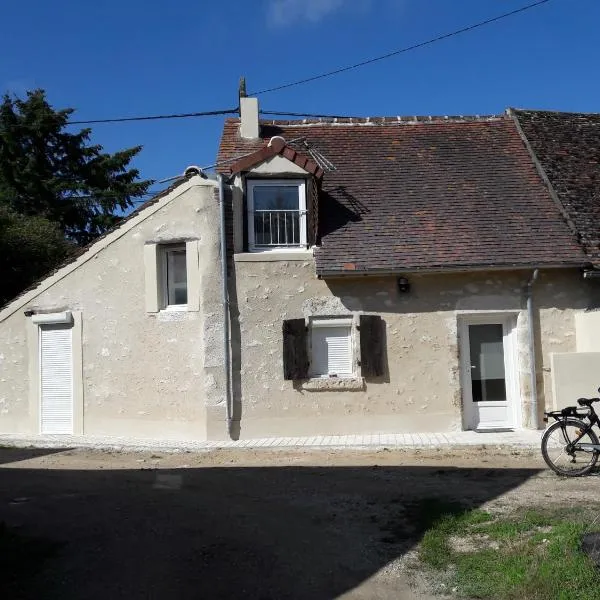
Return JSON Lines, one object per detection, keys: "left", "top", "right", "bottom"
{"left": 0, "top": 429, "right": 542, "bottom": 453}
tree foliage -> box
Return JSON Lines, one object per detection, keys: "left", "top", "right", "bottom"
{"left": 0, "top": 206, "right": 72, "bottom": 305}
{"left": 0, "top": 90, "right": 152, "bottom": 304}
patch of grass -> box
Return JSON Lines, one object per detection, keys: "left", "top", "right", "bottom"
{"left": 415, "top": 500, "right": 600, "bottom": 599}
{"left": 416, "top": 499, "right": 492, "bottom": 568}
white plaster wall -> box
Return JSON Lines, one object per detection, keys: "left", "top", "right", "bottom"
{"left": 0, "top": 178, "right": 224, "bottom": 440}
{"left": 227, "top": 263, "right": 593, "bottom": 438}
{"left": 575, "top": 311, "right": 600, "bottom": 352}
{"left": 250, "top": 155, "right": 308, "bottom": 175}
{"left": 0, "top": 313, "right": 29, "bottom": 431}
{"left": 551, "top": 352, "right": 600, "bottom": 410}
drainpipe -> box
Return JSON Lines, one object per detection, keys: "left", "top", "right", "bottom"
{"left": 218, "top": 174, "right": 233, "bottom": 436}
{"left": 526, "top": 269, "right": 540, "bottom": 429}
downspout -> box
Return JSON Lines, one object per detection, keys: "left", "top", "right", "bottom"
{"left": 526, "top": 269, "right": 540, "bottom": 429}
{"left": 218, "top": 174, "right": 233, "bottom": 436}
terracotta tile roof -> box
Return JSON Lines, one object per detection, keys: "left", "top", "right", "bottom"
{"left": 217, "top": 116, "right": 587, "bottom": 274}
{"left": 225, "top": 135, "right": 323, "bottom": 178}
{"left": 513, "top": 109, "right": 600, "bottom": 263}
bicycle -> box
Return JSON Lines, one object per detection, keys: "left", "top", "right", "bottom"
{"left": 541, "top": 390, "right": 600, "bottom": 477}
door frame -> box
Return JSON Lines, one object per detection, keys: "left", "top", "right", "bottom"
{"left": 458, "top": 313, "right": 521, "bottom": 431}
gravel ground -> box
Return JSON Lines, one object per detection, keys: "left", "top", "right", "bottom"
{"left": 0, "top": 445, "right": 596, "bottom": 599}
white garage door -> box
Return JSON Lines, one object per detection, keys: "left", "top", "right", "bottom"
{"left": 40, "top": 324, "right": 73, "bottom": 434}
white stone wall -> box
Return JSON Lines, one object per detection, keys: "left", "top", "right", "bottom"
{"left": 0, "top": 177, "right": 225, "bottom": 441}
{"left": 227, "top": 261, "right": 594, "bottom": 438}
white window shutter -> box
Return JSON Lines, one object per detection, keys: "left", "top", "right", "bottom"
{"left": 40, "top": 325, "right": 73, "bottom": 434}
{"left": 326, "top": 328, "right": 353, "bottom": 374}
{"left": 311, "top": 325, "right": 353, "bottom": 377}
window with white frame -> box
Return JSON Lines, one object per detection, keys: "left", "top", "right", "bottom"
{"left": 309, "top": 318, "right": 354, "bottom": 378}
{"left": 161, "top": 245, "right": 187, "bottom": 308}
{"left": 247, "top": 179, "right": 306, "bottom": 251}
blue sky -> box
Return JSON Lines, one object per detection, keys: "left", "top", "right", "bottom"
{"left": 1, "top": 0, "right": 599, "bottom": 189}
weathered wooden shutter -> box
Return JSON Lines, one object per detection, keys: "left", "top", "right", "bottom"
{"left": 307, "top": 176, "right": 319, "bottom": 247}
{"left": 282, "top": 319, "right": 309, "bottom": 380}
{"left": 359, "top": 315, "right": 385, "bottom": 378}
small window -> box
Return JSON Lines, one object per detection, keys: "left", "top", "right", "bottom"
{"left": 309, "top": 318, "right": 353, "bottom": 378}
{"left": 162, "top": 245, "right": 187, "bottom": 308}
{"left": 247, "top": 179, "right": 306, "bottom": 251}
{"left": 282, "top": 315, "right": 385, "bottom": 381}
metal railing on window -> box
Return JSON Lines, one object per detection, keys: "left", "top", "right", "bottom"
{"left": 253, "top": 209, "right": 303, "bottom": 247}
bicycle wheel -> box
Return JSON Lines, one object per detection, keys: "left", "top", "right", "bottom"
{"left": 541, "top": 418, "right": 599, "bottom": 477}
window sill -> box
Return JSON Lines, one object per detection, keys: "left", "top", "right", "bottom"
{"left": 299, "top": 377, "right": 365, "bottom": 391}
{"left": 161, "top": 305, "right": 188, "bottom": 312}
{"left": 235, "top": 250, "right": 313, "bottom": 262}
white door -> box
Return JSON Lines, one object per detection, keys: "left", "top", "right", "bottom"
{"left": 40, "top": 324, "right": 73, "bottom": 434}
{"left": 461, "top": 317, "right": 519, "bottom": 430}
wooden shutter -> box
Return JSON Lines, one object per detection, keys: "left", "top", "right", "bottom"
{"left": 282, "top": 319, "right": 309, "bottom": 380}
{"left": 40, "top": 324, "right": 74, "bottom": 434}
{"left": 359, "top": 315, "right": 386, "bottom": 378}
{"left": 242, "top": 187, "right": 249, "bottom": 252}
{"left": 307, "top": 176, "right": 319, "bottom": 247}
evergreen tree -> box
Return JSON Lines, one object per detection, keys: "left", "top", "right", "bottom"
{"left": 0, "top": 206, "right": 72, "bottom": 305}
{"left": 0, "top": 90, "right": 152, "bottom": 303}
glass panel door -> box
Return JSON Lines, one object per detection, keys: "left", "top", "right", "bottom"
{"left": 468, "top": 324, "right": 507, "bottom": 403}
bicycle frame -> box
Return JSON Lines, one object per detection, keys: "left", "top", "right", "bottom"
{"left": 544, "top": 405, "right": 600, "bottom": 453}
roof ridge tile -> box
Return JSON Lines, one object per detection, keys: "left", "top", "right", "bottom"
{"left": 252, "top": 114, "right": 507, "bottom": 127}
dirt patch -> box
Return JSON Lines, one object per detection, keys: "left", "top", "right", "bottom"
{"left": 449, "top": 533, "right": 500, "bottom": 553}
{"left": 0, "top": 445, "right": 596, "bottom": 599}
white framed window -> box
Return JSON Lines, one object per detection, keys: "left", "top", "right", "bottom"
{"left": 161, "top": 245, "right": 187, "bottom": 309}
{"left": 309, "top": 318, "right": 354, "bottom": 378}
{"left": 247, "top": 179, "right": 307, "bottom": 251}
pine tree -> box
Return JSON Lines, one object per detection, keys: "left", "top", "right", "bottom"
{"left": 0, "top": 206, "right": 73, "bottom": 305}
{"left": 0, "top": 90, "right": 152, "bottom": 303}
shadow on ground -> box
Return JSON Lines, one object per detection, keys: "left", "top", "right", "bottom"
{"left": 0, "top": 447, "right": 70, "bottom": 466}
{"left": 0, "top": 459, "right": 542, "bottom": 599}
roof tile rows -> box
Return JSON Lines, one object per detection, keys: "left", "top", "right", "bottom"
{"left": 225, "top": 135, "right": 323, "bottom": 178}
{"left": 513, "top": 109, "right": 600, "bottom": 263}
{"left": 218, "top": 115, "right": 586, "bottom": 274}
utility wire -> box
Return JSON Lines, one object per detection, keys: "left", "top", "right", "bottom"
{"left": 249, "top": 0, "right": 553, "bottom": 96}
{"left": 67, "top": 108, "right": 238, "bottom": 125}
{"left": 2, "top": 2, "right": 552, "bottom": 126}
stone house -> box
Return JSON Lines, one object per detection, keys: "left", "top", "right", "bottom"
{"left": 0, "top": 98, "right": 599, "bottom": 442}
{"left": 0, "top": 176, "right": 227, "bottom": 441}
{"left": 216, "top": 98, "right": 600, "bottom": 438}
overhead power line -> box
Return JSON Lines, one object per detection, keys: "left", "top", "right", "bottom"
{"left": 249, "top": 0, "right": 553, "bottom": 96}
{"left": 67, "top": 108, "right": 238, "bottom": 125}
{"left": 2, "top": 2, "right": 553, "bottom": 128}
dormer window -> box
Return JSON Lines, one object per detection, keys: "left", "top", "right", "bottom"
{"left": 247, "top": 179, "right": 307, "bottom": 251}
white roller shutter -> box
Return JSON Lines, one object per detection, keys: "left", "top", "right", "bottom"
{"left": 40, "top": 324, "right": 73, "bottom": 434}
{"left": 310, "top": 323, "right": 353, "bottom": 377}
